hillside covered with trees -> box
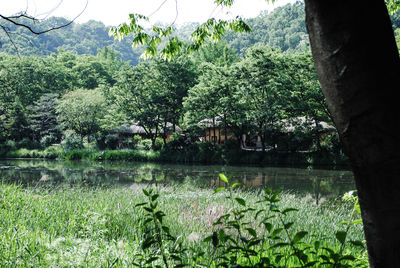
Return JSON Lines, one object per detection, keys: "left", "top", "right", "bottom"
{"left": 0, "top": 2, "right": 324, "bottom": 63}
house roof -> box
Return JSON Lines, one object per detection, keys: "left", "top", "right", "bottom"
{"left": 114, "top": 122, "right": 182, "bottom": 135}
{"left": 197, "top": 116, "right": 224, "bottom": 128}
{"left": 278, "top": 116, "right": 336, "bottom": 133}
{"left": 197, "top": 116, "right": 336, "bottom": 133}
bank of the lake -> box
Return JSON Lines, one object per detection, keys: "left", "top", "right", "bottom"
{"left": 0, "top": 182, "right": 367, "bottom": 267}
{"left": 2, "top": 142, "right": 349, "bottom": 168}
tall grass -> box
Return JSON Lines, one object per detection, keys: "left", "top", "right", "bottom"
{"left": 0, "top": 182, "right": 367, "bottom": 267}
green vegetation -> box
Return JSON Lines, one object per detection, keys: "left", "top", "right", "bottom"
{"left": 2, "top": 1, "right": 400, "bottom": 165}
{"left": 1, "top": 139, "right": 347, "bottom": 167}
{"left": 0, "top": 178, "right": 367, "bottom": 267}
{"left": 0, "top": 45, "right": 344, "bottom": 165}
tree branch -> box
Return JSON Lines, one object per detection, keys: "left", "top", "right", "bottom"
{"left": 0, "top": 0, "right": 88, "bottom": 35}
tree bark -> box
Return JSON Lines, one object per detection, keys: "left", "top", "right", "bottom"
{"left": 305, "top": 1, "right": 400, "bottom": 266}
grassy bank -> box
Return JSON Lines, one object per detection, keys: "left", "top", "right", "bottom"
{"left": 2, "top": 142, "right": 349, "bottom": 168}
{"left": 0, "top": 182, "right": 367, "bottom": 267}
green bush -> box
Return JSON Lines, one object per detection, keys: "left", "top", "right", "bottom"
{"left": 16, "top": 138, "right": 40, "bottom": 150}
{"left": 61, "top": 135, "right": 83, "bottom": 152}
{"left": 154, "top": 137, "right": 164, "bottom": 151}
{"left": 132, "top": 176, "right": 367, "bottom": 267}
{"left": 133, "top": 135, "right": 142, "bottom": 144}
{"left": 136, "top": 139, "right": 152, "bottom": 150}
{"left": 63, "top": 149, "right": 93, "bottom": 160}
{"left": 43, "top": 145, "right": 64, "bottom": 159}
{"left": 40, "top": 135, "right": 60, "bottom": 148}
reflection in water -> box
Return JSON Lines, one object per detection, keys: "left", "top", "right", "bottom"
{"left": 0, "top": 159, "right": 354, "bottom": 201}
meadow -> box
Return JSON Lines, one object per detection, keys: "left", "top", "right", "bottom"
{"left": 0, "top": 178, "right": 367, "bottom": 267}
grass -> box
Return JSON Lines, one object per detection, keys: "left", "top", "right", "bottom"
{"left": 2, "top": 145, "right": 349, "bottom": 168}
{"left": 0, "top": 181, "right": 368, "bottom": 267}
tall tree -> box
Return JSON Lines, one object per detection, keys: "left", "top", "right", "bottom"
{"left": 237, "top": 46, "right": 292, "bottom": 151}
{"left": 304, "top": 1, "right": 400, "bottom": 266}
{"left": 57, "top": 89, "right": 106, "bottom": 142}
{"left": 26, "top": 93, "right": 62, "bottom": 145}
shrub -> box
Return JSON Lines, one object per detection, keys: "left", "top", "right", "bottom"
{"left": 43, "top": 145, "right": 63, "bottom": 159}
{"left": 61, "top": 135, "right": 83, "bottom": 152}
{"left": 63, "top": 149, "right": 93, "bottom": 160}
{"left": 133, "top": 175, "right": 366, "bottom": 267}
{"left": 16, "top": 138, "right": 39, "bottom": 149}
{"left": 154, "top": 137, "right": 164, "bottom": 151}
{"left": 133, "top": 135, "right": 142, "bottom": 145}
{"left": 136, "top": 139, "right": 152, "bottom": 150}
{"left": 40, "top": 135, "right": 59, "bottom": 148}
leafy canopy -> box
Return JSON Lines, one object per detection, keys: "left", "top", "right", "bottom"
{"left": 110, "top": 0, "right": 276, "bottom": 59}
{"left": 110, "top": 0, "right": 399, "bottom": 59}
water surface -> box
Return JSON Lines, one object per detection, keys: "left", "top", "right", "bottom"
{"left": 0, "top": 159, "right": 354, "bottom": 201}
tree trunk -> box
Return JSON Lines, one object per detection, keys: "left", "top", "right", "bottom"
{"left": 213, "top": 116, "right": 216, "bottom": 144}
{"left": 305, "top": 1, "right": 400, "bottom": 266}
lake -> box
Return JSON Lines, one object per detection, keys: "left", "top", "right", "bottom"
{"left": 0, "top": 159, "right": 354, "bottom": 201}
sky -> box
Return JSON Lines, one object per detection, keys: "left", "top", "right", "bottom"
{"left": 2, "top": 0, "right": 296, "bottom": 27}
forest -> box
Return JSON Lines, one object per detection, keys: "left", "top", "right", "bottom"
{"left": 1, "top": 1, "right": 400, "bottom": 165}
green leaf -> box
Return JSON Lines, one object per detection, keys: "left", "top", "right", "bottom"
{"left": 219, "top": 173, "right": 229, "bottom": 183}
{"left": 275, "top": 254, "right": 283, "bottom": 264}
{"left": 349, "top": 240, "right": 365, "bottom": 248}
{"left": 155, "top": 211, "right": 164, "bottom": 222}
{"left": 143, "top": 207, "right": 153, "bottom": 213}
{"left": 214, "top": 187, "right": 226, "bottom": 193}
{"left": 263, "top": 222, "right": 273, "bottom": 232}
{"left": 292, "top": 231, "right": 308, "bottom": 244}
{"left": 355, "top": 203, "right": 361, "bottom": 214}
{"left": 142, "top": 237, "right": 155, "bottom": 250}
{"left": 231, "top": 182, "right": 243, "bottom": 188}
{"left": 134, "top": 202, "right": 147, "bottom": 208}
{"left": 145, "top": 256, "right": 158, "bottom": 263}
{"left": 271, "top": 228, "right": 283, "bottom": 238}
{"left": 246, "top": 228, "right": 257, "bottom": 238}
{"left": 314, "top": 240, "right": 320, "bottom": 250}
{"left": 335, "top": 230, "right": 347, "bottom": 244}
{"left": 255, "top": 209, "right": 264, "bottom": 220}
{"left": 340, "top": 255, "right": 356, "bottom": 261}
{"left": 235, "top": 197, "right": 246, "bottom": 206}
{"left": 350, "top": 219, "right": 362, "bottom": 225}
{"left": 151, "top": 193, "right": 159, "bottom": 201}
{"left": 319, "top": 254, "right": 332, "bottom": 263}
{"left": 203, "top": 235, "right": 213, "bottom": 243}
{"left": 272, "top": 242, "right": 290, "bottom": 248}
{"left": 282, "top": 208, "right": 298, "bottom": 215}
{"left": 212, "top": 231, "right": 219, "bottom": 247}
{"left": 304, "top": 261, "right": 319, "bottom": 267}
{"left": 248, "top": 239, "right": 262, "bottom": 247}
{"left": 162, "top": 226, "right": 170, "bottom": 233}
{"left": 284, "top": 222, "right": 294, "bottom": 230}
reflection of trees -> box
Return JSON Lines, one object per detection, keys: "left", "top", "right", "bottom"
{"left": 0, "top": 160, "right": 355, "bottom": 199}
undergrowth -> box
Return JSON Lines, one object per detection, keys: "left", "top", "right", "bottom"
{"left": 0, "top": 177, "right": 367, "bottom": 267}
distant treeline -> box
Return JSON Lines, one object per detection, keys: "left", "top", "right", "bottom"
{"left": 1, "top": 0, "right": 399, "bottom": 164}
{"left": 0, "top": 1, "right": 381, "bottom": 64}
{"left": 0, "top": 42, "right": 341, "bottom": 158}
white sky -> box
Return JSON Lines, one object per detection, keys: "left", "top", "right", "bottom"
{"left": 2, "top": 0, "right": 296, "bottom": 26}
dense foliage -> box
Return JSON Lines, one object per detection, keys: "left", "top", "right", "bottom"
{"left": 2, "top": 1, "right": 399, "bottom": 162}
{"left": 0, "top": 181, "right": 367, "bottom": 267}
{"left": 0, "top": 40, "right": 340, "bottom": 157}
{"left": 4, "top": 2, "right": 398, "bottom": 63}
